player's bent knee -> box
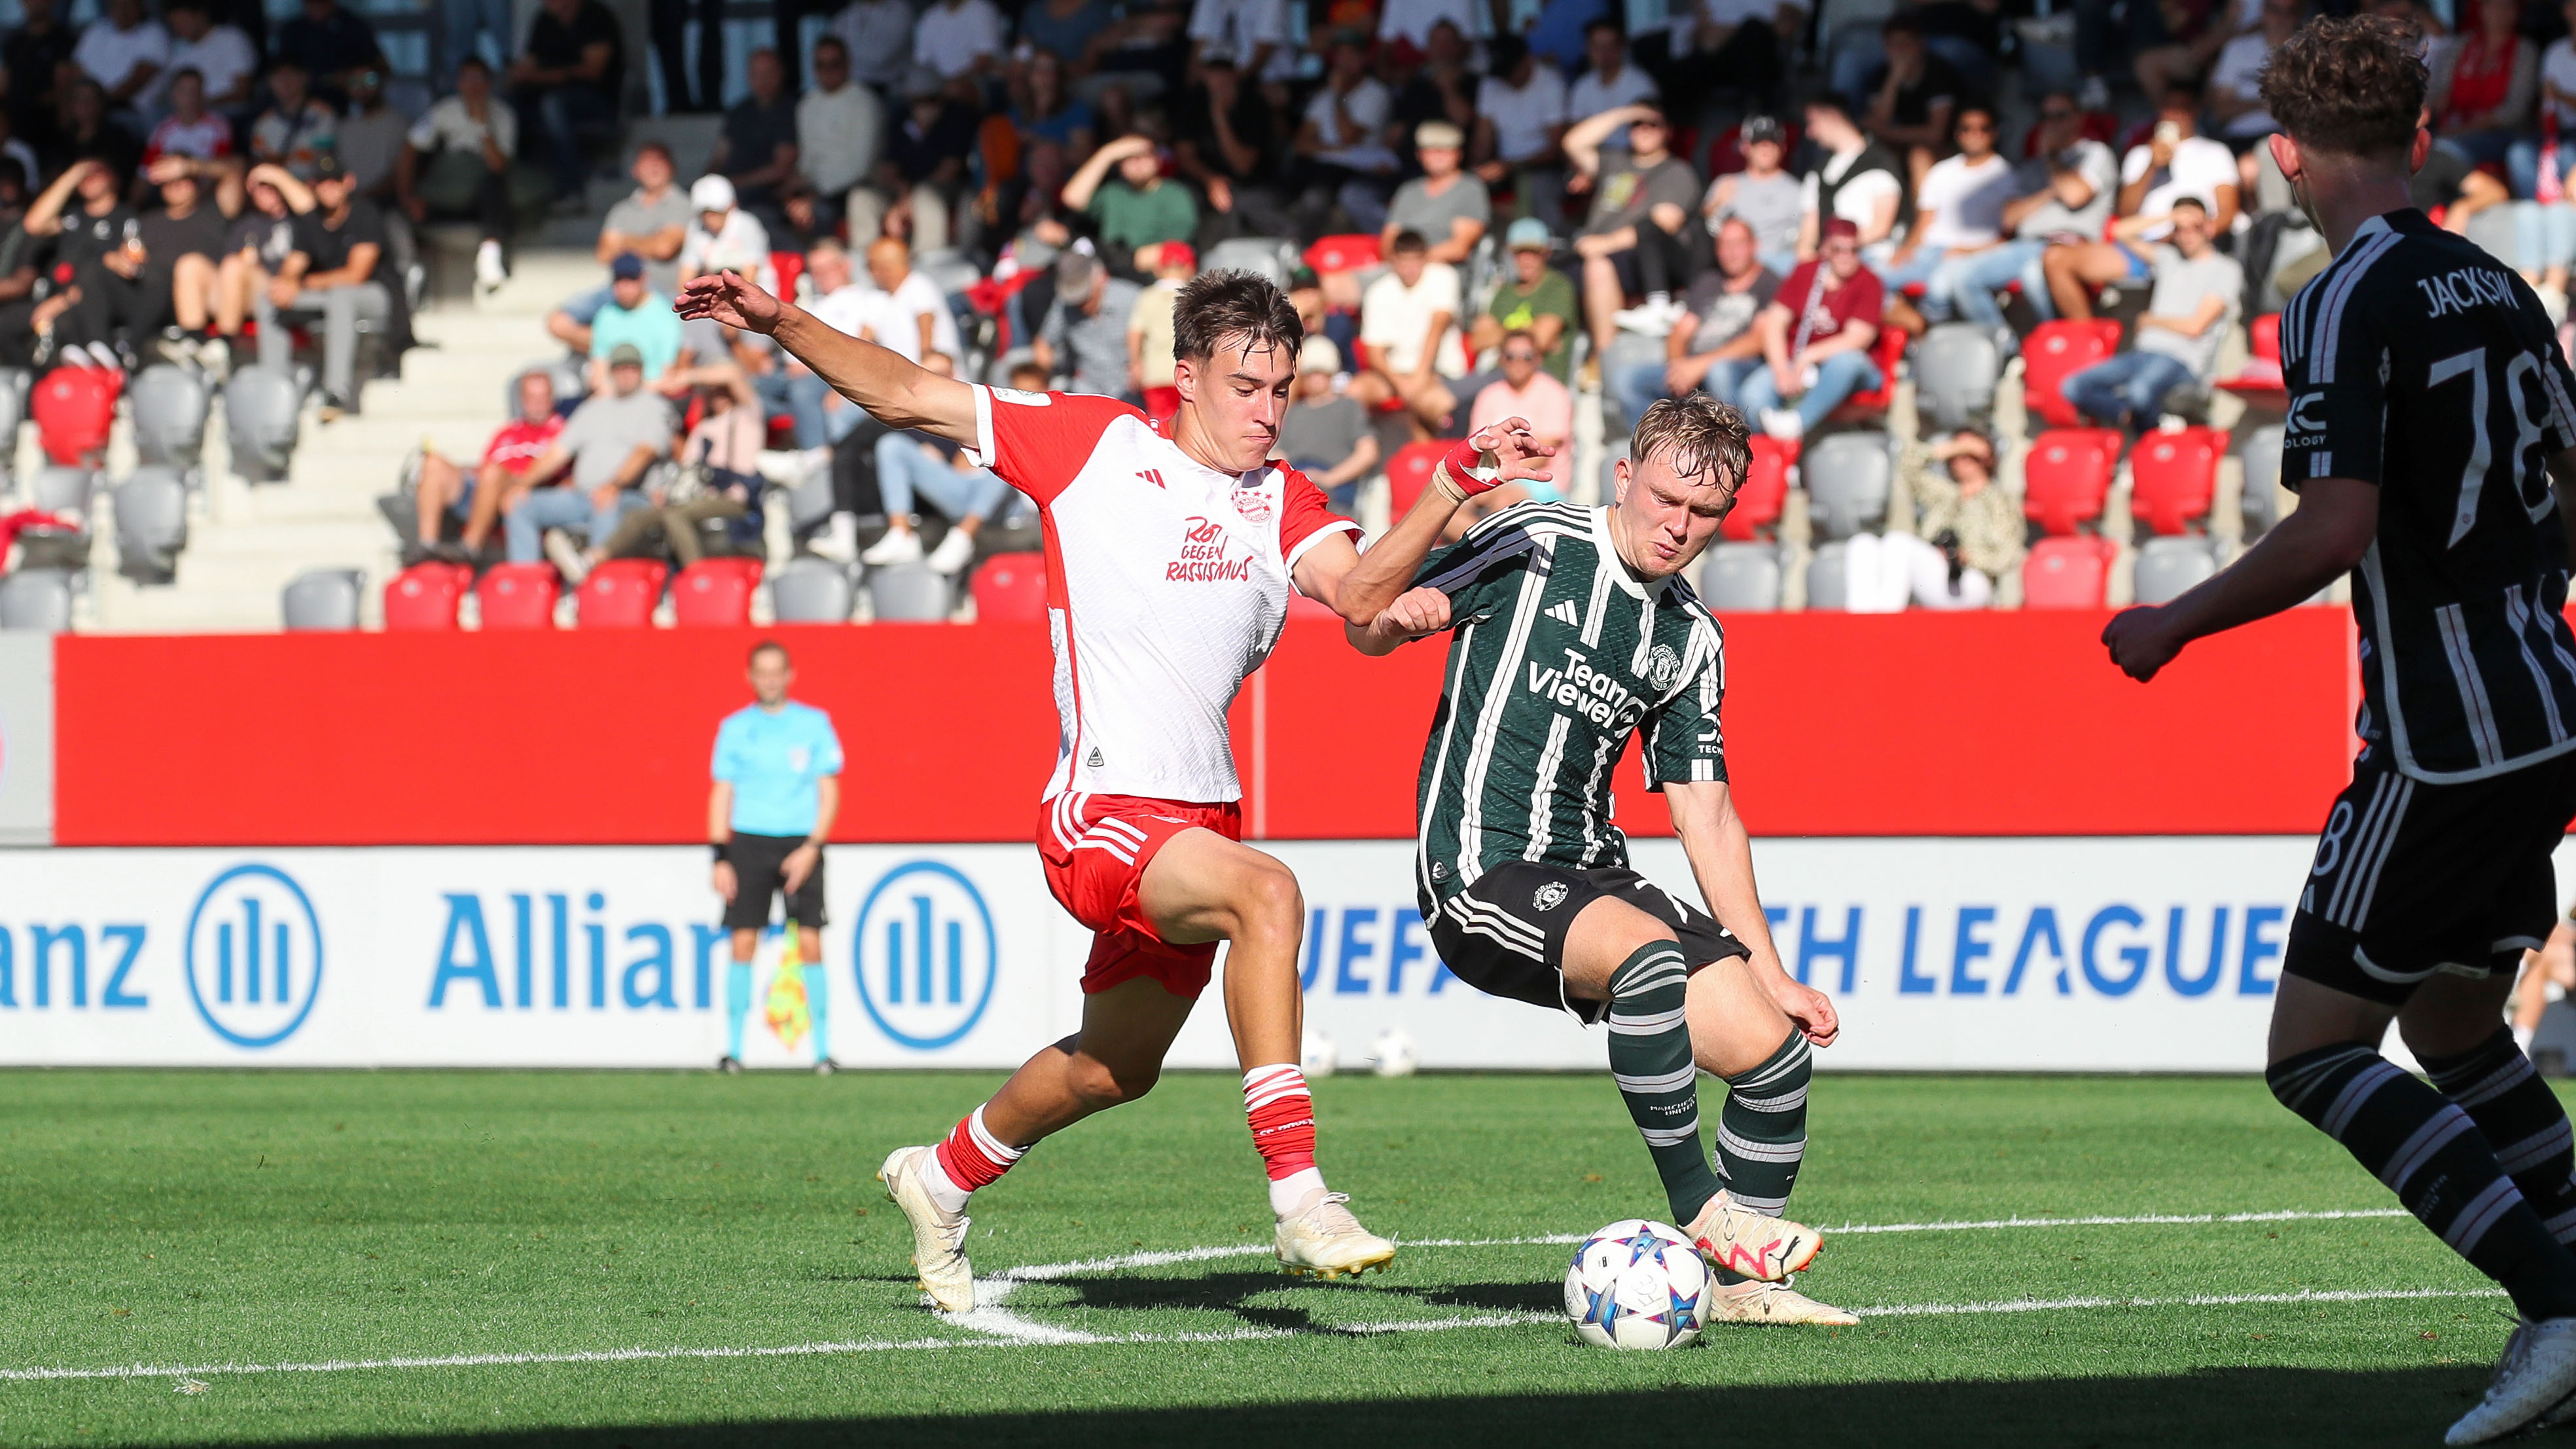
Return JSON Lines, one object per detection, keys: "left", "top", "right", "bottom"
{"left": 1065, "top": 1053, "right": 1159, "bottom": 1110}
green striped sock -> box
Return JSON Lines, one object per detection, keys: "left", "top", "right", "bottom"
{"left": 1717, "top": 1029, "right": 1810, "bottom": 1215}
{"left": 1607, "top": 940, "right": 1721, "bottom": 1224}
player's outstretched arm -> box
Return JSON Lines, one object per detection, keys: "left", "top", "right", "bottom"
{"left": 2102, "top": 475, "right": 2378, "bottom": 683}
{"left": 673, "top": 271, "right": 976, "bottom": 448}
{"left": 1664, "top": 779, "right": 1838, "bottom": 1048}
{"left": 1344, "top": 584, "right": 1451, "bottom": 656}
{"left": 1293, "top": 420, "right": 1556, "bottom": 626}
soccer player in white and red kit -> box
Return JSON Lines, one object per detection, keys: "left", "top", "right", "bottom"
{"left": 677, "top": 260, "right": 1552, "bottom": 1312}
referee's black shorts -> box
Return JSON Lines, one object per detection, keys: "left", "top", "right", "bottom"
{"left": 723, "top": 832, "right": 827, "bottom": 932}
{"left": 1422, "top": 862, "right": 1747, "bottom": 1024}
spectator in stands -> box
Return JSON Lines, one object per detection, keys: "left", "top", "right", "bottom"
{"left": 399, "top": 58, "right": 543, "bottom": 295}
{"left": 71, "top": 0, "right": 165, "bottom": 120}
{"left": 1171, "top": 54, "right": 1290, "bottom": 239}
{"left": 2057, "top": 196, "right": 2239, "bottom": 435}
{"left": 1471, "top": 37, "right": 1567, "bottom": 225}
{"left": 2206, "top": 0, "right": 2300, "bottom": 149}
{"left": 584, "top": 362, "right": 765, "bottom": 572}
{"left": 448, "top": 0, "right": 515, "bottom": 87}
{"left": 1677, "top": 0, "right": 1803, "bottom": 108}
{"left": 1035, "top": 246, "right": 1139, "bottom": 397}
{"left": 765, "top": 237, "right": 876, "bottom": 458}
{"left": 252, "top": 157, "right": 399, "bottom": 420}
{"left": 1567, "top": 20, "right": 1658, "bottom": 129}
{"left": 5, "top": 0, "right": 80, "bottom": 151}
{"left": 275, "top": 0, "right": 384, "bottom": 103}
{"left": 1738, "top": 217, "right": 1883, "bottom": 440}
{"left": 24, "top": 156, "right": 141, "bottom": 370}
{"left": 1019, "top": 0, "right": 1117, "bottom": 74}
{"left": 1347, "top": 227, "right": 1463, "bottom": 427}
{"left": 1378, "top": 0, "right": 1477, "bottom": 56}
{"left": 544, "top": 143, "right": 687, "bottom": 355}
{"left": 2514, "top": 0, "right": 2576, "bottom": 204}
{"left": 1276, "top": 335, "right": 1376, "bottom": 513}
{"left": 1470, "top": 327, "right": 1571, "bottom": 454}
{"left": 48, "top": 76, "right": 137, "bottom": 180}
{"left": 337, "top": 69, "right": 410, "bottom": 211}
{"left": 407, "top": 367, "right": 563, "bottom": 564}
{"left": 787, "top": 37, "right": 878, "bottom": 244}
{"left": 213, "top": 166, "right": 294, "bottom": 349}
{"left": 249, "top": 58, "right": 334, "bottom": 179}
{"left": 1384, "top": 120, "right": 1488, "bottom": 267}
{"left": 790, "top": 234, "right": 963, "bottom": 564}
{"left": 831, "top": 0, "right": 917, "bottom": 88}
{"left": 677, "top": 173, "right": 771, "bottom": 291}
{"left": 1927, "top": 89, "right": 2115, "bottom": 339}
{"left": 1882, "top": 105, "right": 2012, "bottom": 297}
{"left": 1293, "top": 37, "right": 1397, "bottom": 234}
{"left": 135, "top": 154, "right": 230, "bottom": 368}
{"left": 0, "top": 114, "right": 41, "bottom": 194}
{"left": 880, "top": 67, "right": 976, "bottom": 254}
{"left": 506, "top": 342, "right": 670, "bottom": 571}
{"left": 2039, "top": 84, "right": 2238, "bottom": 321}
{"left": 1471, "top": 217, "right": 1578, "bottom": 381}
{"left": 1390, "top": 20, "right": 1473, "bottom": 150}
{"left": 649, "top": 0, "right": 722, "bottom": 116}
{"left": 1901, "top": 427, "right": 2016, "bottom": 607}
{"left": 1064, "top": 132, "right": 1198, "bottom": 278}
{"left": 586, "top": 251, "right": 682, "bottom": 385}
{"left": 847, "top": 234, "right": 961, "bottom": 369}
{"left": 709, "top": 47, "right": 798, "bottom": 236}
{"left": 141, "top": 67, "right": 232, "bottom": 170}
{"left": 1861, "top": 14, "right": 1965, "bottom": 187}
{"left": 915, "top": 0, "right": 1006, "bottom": 80}
{"left": 154, "top": 0, "right": 253, "bottom": 116}
{"left": 1566, "top": 102, "right": 1702, "bottom": 355}
{"left": 861, "top": 427, "right": 1011, "bottom": 574}
{"left": 1611, "top": 216, "right": 1775, "bottom": 428}
{"left": 1126, "top": 240, "right": 1192, "bottom": 422}
{"left": 509, "top": 0, "right": 626, "bottom": 200}
{"left": 2431, "top": 0, "right": 2536, "bottom": 170}
{"left": 1703, "top": 114, "right": 1801, "bottom": 276}
{"left": 1189, "top": 0, "right": 1291, "bottom": 82}
{"left": 1798, "top": 92, "right": 1902, "bottom": 260}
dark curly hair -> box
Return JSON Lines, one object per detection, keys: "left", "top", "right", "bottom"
{"left": 1172, "top": 269, "right": 1304, "bottom": 367}
{"left": 2257, "top": 14, "right": 2427, "bottom": 158}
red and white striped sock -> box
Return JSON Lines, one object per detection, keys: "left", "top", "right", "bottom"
{"left": 1244, "top": 1064, "right": 1325, "bottom": 1216}
{"left": 925, "top": 1105, "right": 1023, "bottom": 1215}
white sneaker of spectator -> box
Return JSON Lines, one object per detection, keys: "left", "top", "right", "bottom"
{"left": 1611, "top": 295, "right": 1687, "bottom": 339}
{"left": 924, "top": 528, "right": 975, "bottom": 575}
{"left": 475, "top": 240, "right": 507, "bottom": 293}
{"left": 1759, "top": 408, "right": 1804, "bottom": 440}
{"left": 543, "top": 528, "right": 592, "bottom": 585}
{"left": 861, "top": 524, "right": 924, "bottom": 567}
{"left": 810, "top": 512, "right": 861, "bottom": 564}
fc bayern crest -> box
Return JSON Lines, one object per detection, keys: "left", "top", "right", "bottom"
{"left": 1231, "top": 487, "right": 1273, "bottom": 524}
{"left": 1645, "top": 644, "right": 1683, "bottom": 691}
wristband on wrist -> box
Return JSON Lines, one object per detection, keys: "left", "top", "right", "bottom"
{"left": 1431, "top": 433, "right": 1503, "bottom": 503}
{"left": 711, "top": 842, "right": 730, "bottom": 863}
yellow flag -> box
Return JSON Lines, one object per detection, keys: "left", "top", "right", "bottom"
{"left": 764, "top": 923, "right": 811, "bottom": 1050}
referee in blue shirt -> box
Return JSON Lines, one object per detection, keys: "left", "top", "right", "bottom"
{"left": 710, "top": 640, "right": 845, "bottom": 1073}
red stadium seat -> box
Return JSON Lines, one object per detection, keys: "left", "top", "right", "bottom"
{"left": 1827, "top": 325, "right": 1914, "bottom": 422}
{"left": 1303, "top": 234, "right": 1381, "bottom": 274}
{"left": 673, "top": 557, "right": 760, "bottom": 626}
{"left": 1386, "top": 440, "right": 1446, "bottom": 516}
{"left": 2128, "top": 427, "right": 2227, "bottom": 535}
{"left": 476, "top": 562, "right": 562, "bottom": 630}
{"left": 1723, "top": 436, "right": 1792, "bottom": 541}
{"left": 2022, "top": 535, "right": 2117, "bottom": 608}
{"left": 2021, "top": 320, "right": 2124, "bottom": 429}
{"left": 383, "top": 562, "right": 471, "bottom": 631}
{"left": 33, "top": 366, "right": 120, "bottom": 466}
{"left": 970, "top": 550, "right": 1049, "bottom": 622}
{"left": 576, "top": 558, "right": 667, "bottom": 627}
{"left": 2217, "top": 312, "right": 2286, "bottom": 397}
{"left": 2022, "top": 427, "right": 2123, "bottom": 536}
{"left": 769, "top": 249, "right": 806, "bottom": 300}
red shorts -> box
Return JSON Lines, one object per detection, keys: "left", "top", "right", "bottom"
{"left": 1039, "top": 792, "right": 1242, "bottom": 999}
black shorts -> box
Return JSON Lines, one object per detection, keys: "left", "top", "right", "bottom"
{"left": 723, "top": 832, "right": 827, "bottom": 932}
{"left": 2284, "top": 753, "right": 2576, "bottom": 1005}
{"left": 1422, "top": 862, "right": 1747, "bottom": 1024}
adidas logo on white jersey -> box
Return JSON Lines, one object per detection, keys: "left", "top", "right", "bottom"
{"left": 1546, "top": 600, "right": 1581, "bottom": 626}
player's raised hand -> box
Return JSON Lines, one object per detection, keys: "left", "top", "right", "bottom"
{"left": 1471, "top": 417, "right": 1557, "bottom": 489}
{"left": 1365, "top": 585, "right": 1452, "bottom": 644}
{"left": 1766, "top": 973, "right": 1840, "bottom": 1049}
{"left": 2102, "top": 605, "right": 2183, "bottom": 683}
{"left": 674, "top": 271, "right": 785, "bottom": 335}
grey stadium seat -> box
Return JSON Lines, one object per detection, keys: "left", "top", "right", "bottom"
{"left": 2240, "top": 423, "right": 2284, "bottom": 535}
{"left": 870, "top": 562, "right": 952, "bottom": 621}
{"left": 2133, "top": 535, "right": 2221, "bottom": 605}
{"left": 1204, "top": 237, "right": 1298, "bottom": 288}
{"left": 1697, "top": 541, "right": 1782, "bottom": 611}
{"left": 770, "top": 557, "right": 855, "bottom": 622}
{"left": 281, "top": 568, "right": 363, "bottom": 630}
{"left": 130, "top": 364, "right": 210, "bottom": 468}
{"left": 1914, "top": 323, "right": 2001, "bottom": 433}
{"left": 787, "top": 469, "right": 837, "bottom": 537}
{"left": 0, "top": 567, "right": 73, "bottom": 631}
{"left": 1804, "top": 541, "right": 1850, "bottom": 611}
{"left": 1802, "top": 433, "right": 1892, "bottom": 540}
{"left": 32, "top": 465, "right": 96, "bottom": 517}
{"left": 225, "top": 365, "right": 302, "bottom": 481}
{"left": 0, "top": 366, "right": 29, "bottom": 485}
{"left": 112, "top": 467, "right": 188, "bottom": 582}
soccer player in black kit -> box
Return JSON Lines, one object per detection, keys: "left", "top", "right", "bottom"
{"left": 2105, "top": 16, "right": 2576, "bottom": 1442}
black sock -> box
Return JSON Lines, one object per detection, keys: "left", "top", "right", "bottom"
{"left": 2271, "top": 1043, "right": 2576, "bottom": 1319}
{"left": 2424, "top": 1029, "right": 2576, "bottom": 1244}
{"left": 1606, "top": 940, "right": 1722, "bottom": 1225}
{"left": 1716, "top": 1028, "right": 1810, "bottom": 1216}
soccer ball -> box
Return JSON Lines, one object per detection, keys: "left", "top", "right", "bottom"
{"left": 1300, "top": 1028, "right": 1338, "bottom": 1078}
{"left": 1564, "top": 1219, "right": 1711, "bottom": 1350}
{"left": 1369, "top": 1029, "right": 1419, "bottom": 1077}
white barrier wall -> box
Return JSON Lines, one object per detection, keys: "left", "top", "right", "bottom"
{"left": 0, "top": 836, "right": 2487, "bottom": 1073}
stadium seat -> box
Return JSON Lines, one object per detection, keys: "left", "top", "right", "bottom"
{"left": 1204, "top": 237, "right": 1298, "bottom": 288}
{"left": 2021, "top": 319, "right": 2124, "bottom": 429}
{"left": 384, "top": 562, "right": 471, "bottom": 630}
{"left": 2132, "top": 535, "right": 2220, "bottom": 605}
{"left": 2240, "top": 423, "right": 2285, "bottom": 534}
{"left": 1303, "top": 234, "right": 1381, "bottom": 275}
{"left": 1804, "top": 541, "right": 1850, "bottom": 610}
{"left": 1802, "top": 432, "right": 1891, "bottom": 540}
{"left": 281, "top": 568, "right": 363, "bottom": 630}
{"left": 785, "top": 467, "right": 837, "bottom": 539}
{"left": 476, "top": 562, "right": 562, "bottom": 629}
{"left": 2022, "top": 427, "right": 2124, "bottom": 536}
{"left": 575, "top": 558, "right": 668, "bottom": 627}
{"left": 1697, "top": 541, "right": 1782, "bottom": 610}
{"left": 772, "top": 558, "right": 854, "bottom": 622}
{"left": 32, "top": 365, "right": 118, "bottom": 467}
{"left": 2022, "top": 534, "right": 2117, "bottom": 608}
{"left": 130, "top": 364, "right": 210, "bottom": 469}
{"left": 1914, "top": 323, "right": 2003, "bottom": 432}
{"left": 111, "top": 466, "right": 188, "bottom": 582}
{"left": 870, "top": 561, "right": 952, "bottom": 621}
{"left": 2217, "top": 313, "right": 2285, "bottom": 397}
{"left": 1826, "top": 325, "right": 1912, "bottom": 421}
{"left": 224, "top": 365, "right": 302, "bottom": 482}
{"left": 1386, "top": 440, "right": 1445, "bottom": 516}
{"left": 0, "top": 567, "right": 72, "bottom": 631}
{"left": 1723, "top": 437, "right": 1792, "bottom": 541}
{"left": 31, "top": 464, "right": 96, "bottom": 517}
{"left": 673, "top": 558, "right": 760, "bottom": 626}
{"left": 2128, "top": 427, "right": 2226, "bottom": 535}
{"left": 971, "top": 551, "right": 1048, "bottom": 622}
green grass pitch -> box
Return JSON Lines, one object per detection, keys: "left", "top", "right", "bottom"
{"left": 0, "top": 1069, "right": 2540, "bottom": 1447}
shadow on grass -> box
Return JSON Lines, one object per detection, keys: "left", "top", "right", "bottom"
{"left": 275, "top": 1367, "right": 2488, "bottom": 1449}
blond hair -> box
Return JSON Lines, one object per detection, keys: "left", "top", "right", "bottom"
{"left": 1631, "top": 395, "right": 1753, "bottom": 495}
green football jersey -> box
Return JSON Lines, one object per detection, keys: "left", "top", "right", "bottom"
{"left": 1410, "top": 501, "right": 1728, "bottom": 902}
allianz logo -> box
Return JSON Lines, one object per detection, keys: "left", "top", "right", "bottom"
{"left": 0, "top": 863, "right": 320, "bottom": 1049}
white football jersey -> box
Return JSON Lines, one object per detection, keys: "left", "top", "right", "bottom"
{"left": 966, "top": 385, "right": 1359, "bottom": 806}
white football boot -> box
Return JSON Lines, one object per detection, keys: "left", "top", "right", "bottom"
{"left": 1684, "top": 1190, "right": 1823, "bottom": 1283}
{"left": 1274, "top": 1188, "right": 1396, "bottom": 1280}
{"left": 876, "top": 1145, "right": 975, "bottom": 1313}
{"left": 2449, "top": 1317, "right": 2576, "bottom": 1444}
{"left": 1706, "top": 1277, "right": 1859, "bottom": 1327}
